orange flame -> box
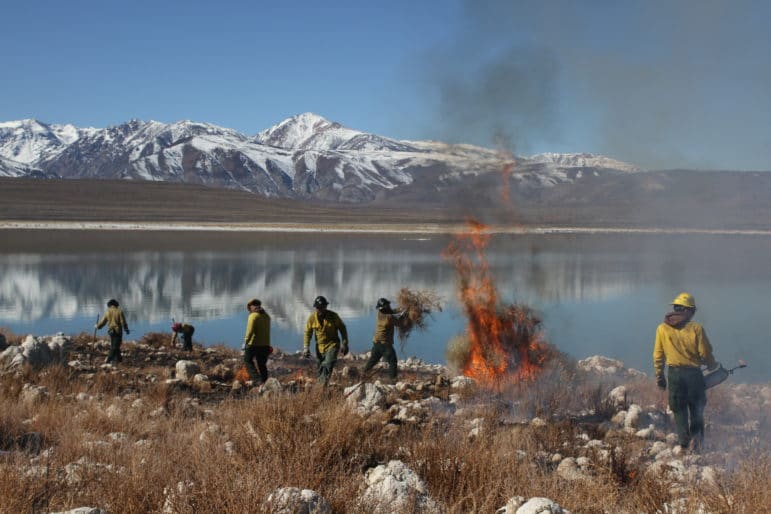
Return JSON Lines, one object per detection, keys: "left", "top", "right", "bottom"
{"left": 444, "top": 219, "right": 552, "bottom": 388}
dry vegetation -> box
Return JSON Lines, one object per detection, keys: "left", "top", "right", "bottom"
{"left": 395, "top": 288, "right": 443, "bottom": 344}
{"left": 0, "top": 333, "right": 768, "bottom": 514}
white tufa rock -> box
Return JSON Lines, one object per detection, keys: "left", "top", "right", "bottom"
{"left": 175, "top": 360, "right": 201, "bottom": 381}
{"left": 450, "top": 375, "right": 475, "bottom": 389}
{"left": 556, "top": 457, "right": 589, "bottom": 481}
{"left": 20, "top": 383, "right": 49, "bottom": 404}
{"left": 359, "top": 460, "right": 441, "bottom": 514}
{"left": 515, "top": 497, "right": 572, "bottom": 514}
{"left": 266, "top": 487, "right": 332, "bottom": 514}
{"left": 624, "top": 404, "right": 643, "bottom": 429}
{"left": 496, "top": 496, "right": 527, "bottom": 513}
{"left": 344, "top": 382, "right": 387, "bottom": 415}
{"left": 608, "top": 385, "right": 627, "bottom": 407}
{"left": 259, "top": 377, "right": 283, "bottom": 395}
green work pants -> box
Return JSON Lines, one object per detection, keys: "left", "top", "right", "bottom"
{"left": 106, "top": 329, "right": 123, "bottom": 363}
{"left": 317, "top": 346, "right": 339, "bottom": 385}
{"left": 363, "top": 342, "right": 398, "bottom": 380}
{"left": 667, "top": 366, "right": 707, "bottom": 449}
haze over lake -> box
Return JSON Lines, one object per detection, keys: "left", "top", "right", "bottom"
{"left": 1, "top": 230, "right": 768, "bottom": 383}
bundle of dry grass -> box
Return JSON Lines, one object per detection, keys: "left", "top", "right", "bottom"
{"left": 395, "top": 288, "right": 442, "bottom": 344}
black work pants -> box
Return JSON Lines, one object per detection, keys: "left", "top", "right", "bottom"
{"left": 667, "top": 366, "right": 707, "bottom": 449}
{"left": 244, "top": 345, "right": 270, "bottom": 383}
{"left": 363, "top": 342, "right": 398, "bottom": 380}
{"left": 106, "top": 330, "right": 123, "bottom": 363}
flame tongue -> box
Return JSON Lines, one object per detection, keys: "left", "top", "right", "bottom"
{"left": 444, "top": 220, "right": 551, "bottom": 387}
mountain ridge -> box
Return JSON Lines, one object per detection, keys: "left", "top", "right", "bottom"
{"left": 0, "top": 114, "right": 641, "bottom": 203}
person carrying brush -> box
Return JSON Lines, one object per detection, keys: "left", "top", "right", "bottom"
{"left": 302, "top": 295, "right": 348, "bottom": 386}
{"left": 362, "top": 297, "right": 405, "bottom": 383}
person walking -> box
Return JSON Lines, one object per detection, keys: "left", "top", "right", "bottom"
{"left": 96, "top": 299, "right": 130, "bottom": 364}
{"left": 243, "top": 298, "right": 271, "bottom": 384}
{"left": 363, "top": 297, "right": 404, "bottom": 383}
{"left": 171, "top": 322, "right": 195, "bottom": 351}
{"left": 653, "top": 292, "right": 718, "bottom": 451}
{"left": 302, "top": 296, "right": 348, "bottom": 385}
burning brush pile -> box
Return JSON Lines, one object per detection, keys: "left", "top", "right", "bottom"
{"left": 444, "top": 220, "right": 555, "bottom": 387}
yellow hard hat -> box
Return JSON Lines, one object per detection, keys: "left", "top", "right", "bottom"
{"left": 671, "top": 292, "right": 696, "bottom": 309}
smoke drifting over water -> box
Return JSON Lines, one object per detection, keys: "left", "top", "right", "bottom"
{"left": 418, "top": 0, "right": 771, "bottom": 171}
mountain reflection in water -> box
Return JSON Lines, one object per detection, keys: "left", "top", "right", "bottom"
{"left": 1, "top": 231, "right": 769, "bottom": 383}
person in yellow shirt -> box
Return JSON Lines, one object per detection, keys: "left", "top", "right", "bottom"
{"left": 363, "top": 298, "right": 405, "bottom": 383}
{"left": 243, "top": 298, "right": 271, "bottom": 384}
{"left": 653, "top": 292, "right": 718, "bottom": 451}
{"left": 96, "top": 299, "right": 130, "bottom": 364}
{"left": 302, "top": 296, "right": 348, "bottom": 385}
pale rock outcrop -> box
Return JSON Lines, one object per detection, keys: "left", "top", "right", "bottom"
{"left": 624, "top": 404, "right": 643, "bottom": 428}
{"left": 359, "top": 460, "right": 441, "bottom": 513}
{"left": 515, "top": 497, "right": 572, "bottom": 514}
{"left": 344, "top": 382, "right": 388, "bottom": 414}
{"left": 0, "top": 334, "right": 72, "bottom": 370}
{"left": 259, "top": 377, "right": 283, "bottom": 395}
{"left": 556, "top": 457, "right": 589, "bottom": 481}
{"left": 175, "top": 360, "right": 200, "bottom": 381}
{"left": 451, "top": 375, "right": 475, "bottom": 389}
{"left": 266, "top": 487, "right": 332, "bottom": 514}
{"left": 20, "top": 383, "right": 49, "bottom": 404}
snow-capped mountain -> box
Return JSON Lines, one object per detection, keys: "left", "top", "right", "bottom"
{"left": 0, "top": 113, "right": 642, "bottom": 202}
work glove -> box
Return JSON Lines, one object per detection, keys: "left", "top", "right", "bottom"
{"left": 125, "top": 328, "right": 130, "bottom": 335}
{"left": 302, "top": 348, "right": 311, "bottom": 359}
{"left": 94, "top": 324, "right": 98, "bottom": 329}
{"left": 340, "top": 340, "right": 349, "bottom": 356}
{"left": 656, "top": 374, "right": 666, "bottom": 390}
{"left": 240, "top": 343, "right": 246, "bottom": 351}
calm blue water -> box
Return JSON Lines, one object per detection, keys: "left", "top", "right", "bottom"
{"left": 1, "top": 230, "right": 768, "bottom": 383}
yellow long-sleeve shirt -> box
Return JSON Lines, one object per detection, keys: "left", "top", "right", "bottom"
{"left": 653, "top": 320, "right": 716, "bottom": 375}
{"left": 304, "top": 310, "right": 348, "bottom": 354}
{"left": 244, "top": 310, "right": 270, "bottom": 347}
{"left": 97, "top": 306, "right": 128, "bottom": 334}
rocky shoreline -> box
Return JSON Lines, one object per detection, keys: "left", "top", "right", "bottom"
{"left": 0, "top": 331, "right": 768, "bottom": 513}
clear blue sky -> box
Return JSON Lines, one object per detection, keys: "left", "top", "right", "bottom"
{"left": 2, "top": 0, "right": 770, "bottom": 170}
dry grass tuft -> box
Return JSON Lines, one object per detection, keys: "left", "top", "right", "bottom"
{"left": 395, "top": 288, "right": 442, "bottom": 343}
{"left": 140, "top": 331, "right": 172, "bottom": 348}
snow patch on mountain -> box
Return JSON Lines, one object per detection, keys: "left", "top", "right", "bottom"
{"left": 527, "top": 152, "right": 641, "bottom": 172}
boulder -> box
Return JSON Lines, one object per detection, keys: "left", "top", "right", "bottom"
{"left": 344, "top": 382, "right": 387, "bottom": 414}
{"left": 175, "top": 360, "right": 201, "bottom": 381}
{"left": 20, "top": 384, "right": 48, "bottom": 405}
{"left": 359, "top": 460, "right": 440, "bottom": 513}
{"left": 556, "top": 457, "right": 589, "bottom": 481}
{"left": 624, "top": 404, "right": 643, "bottom": 429}
{"left": 515, "top": 497, "right": 571, "bottom": 514}
{"left": 259, "top": 377, "right": 283, "bottom": 395}
{"left": 266, "top": 487, "right": 331, "bottom": 514}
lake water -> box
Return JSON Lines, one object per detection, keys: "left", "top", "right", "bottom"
{"left": 0, "top": 230, "right": 769, "bottom": 383}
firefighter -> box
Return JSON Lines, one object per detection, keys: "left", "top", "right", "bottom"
{"left": 653, "top": 292, "right": 718, "bottom": 451}
{"left": 363, "top": 297, "right": 404, "bottom": 383}
{"left": 243, "top": 298, "right": 271, "bottom": 384}
{"left": 302, "top": 296, "right": 348, "bottom": 385}
{"left": 96, "top": 299, "right": 130, "bottom": 364}
{"left": 171, "top": 322, "right": 195, "bottom": 351}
